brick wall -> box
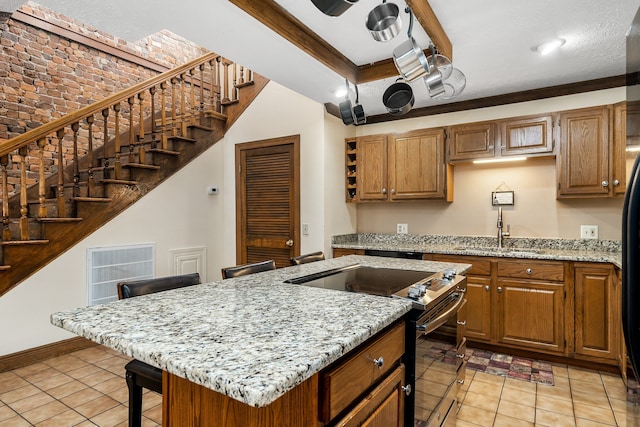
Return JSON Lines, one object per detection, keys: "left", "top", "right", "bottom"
{"left": 0, "top": 2, "right": 208, "bottom": 142}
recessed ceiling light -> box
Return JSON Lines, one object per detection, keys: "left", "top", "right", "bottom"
{"left": 536, "top": 38, "right": 565, "bottom": 55}
{"left": 334, "top": 87, "right": 348, "bottom": 98}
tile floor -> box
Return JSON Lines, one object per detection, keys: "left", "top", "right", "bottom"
{"left": 0, "top": 344, "right": 638, "bottom": 426}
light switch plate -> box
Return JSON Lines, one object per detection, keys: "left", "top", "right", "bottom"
{"left": 580, "top": 225, "right": 598, "bottom": 239}
{"left": 302, "top": 223, "right": 309, "bottom": 235}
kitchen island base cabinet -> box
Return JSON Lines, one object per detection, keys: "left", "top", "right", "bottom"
{"left": 163, "top": 372, "right": 319, "bottom": 427}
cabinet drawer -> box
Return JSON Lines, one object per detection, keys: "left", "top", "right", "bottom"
{"left": 497, "top": 260, "right": 564, "bottom": 281}
{"left": 320, "top": 322, "right": 405, "bottom": 422}
{"left": 433, "top": 255, "right": 491, "bottom": 276}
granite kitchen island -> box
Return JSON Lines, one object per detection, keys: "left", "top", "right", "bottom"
{"left": 51, "top": 255, "right": 470, "bottom": 426}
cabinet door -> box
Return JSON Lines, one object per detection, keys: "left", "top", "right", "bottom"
{"left": 358, "top": 135, "right": 388, "bottom": 201}
{"left": 557, "top": 106, "right": 611, "bottom": 197}
{"left": 465, "top": 276, "right": 492, "bottom": 342}
{"left": 614, "top": 101, "right": 636, "bottom": 196}
{"left": 447, "top": 122, "right": 496, "bottom": 162}
{"left": 495, "top": 279, "right": 565, "bottom": 354}
{"left": 335, "top": 364, "right": 405, "bottom": 427}
{"left": 575, "top": 265, "right": 618, "bottom": 361}
{"left": 388, "top": 129, "right": 448, "bottom": 200}
{"left": 499, "top": 115, "right": 554, "bottom": 157}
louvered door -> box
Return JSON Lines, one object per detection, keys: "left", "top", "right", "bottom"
{"left": 235, "top": 136, "right": 300, "bottom": 267}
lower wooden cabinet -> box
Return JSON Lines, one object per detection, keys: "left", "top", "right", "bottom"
{"left": 333, "top": 248, "right": 365, "bottom": 257}
{"left": 464, "top": 276, "right": 492, "bottom": 342}
{"left": 574, "top": 264, "right": 619, "bottom": 362}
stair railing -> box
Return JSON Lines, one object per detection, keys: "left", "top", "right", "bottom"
{"left": 0, "top": 52, "right": 252, "bottom": 243}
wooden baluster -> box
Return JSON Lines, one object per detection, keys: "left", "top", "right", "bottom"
{"left": 180, "top": 73, "right": 187, "bottom": 136}
{"left": 86, "top": 115, "right": 95, "bottom": 197}
{"left": 137, "top": 92, "right": 146, "bottom": 164}
{"left": 149, "top": 86, "right": 157, "bottom": 148}
{"left": 221, "top": 61, "right": 230, "bottom": 104}
{"left": 199, "top": 64, "right": 205, "bottom": 125}
{"left": 55, "top": 129, "right": 66, "bottom": 218}
{"left": 113, "top": 104, "right": 122, "bottom": 180}
{"left": 239, "top": 65, "right": 245, "bottom": 86}
{"left": 214, "top": 57, "right": 221, "bottom": 113}
{"left": 232, "top": 63, "right": 238, "bottom": 102}
{"left": 128, "top": 97, "right": 136, "bottom": 163}
{"left": 1, "top": 155, "right": 10, "bottom": 241}
{"left": 37, "top": 138, "right": 47, "bottom": 218}
{"left": 102, "top": 108, "right": 110, "bottom": 180}
{"left": 171, "top": 77, "right": 178, "bottom": 138}
{"left": 189, "top": 69, "right": 196, "bottom": 125}
{"left": 71, "top": 122, "right": 80, "bottom": 199}
{"left": 19, "top": 147, "right": 29, "bottom": 239}
{"left": 160, "top": 82, "right": 169, "bottom": 150}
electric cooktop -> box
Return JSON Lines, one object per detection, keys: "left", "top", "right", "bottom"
{"left": 284, "top": 264, "right": 441, "bottom": 296}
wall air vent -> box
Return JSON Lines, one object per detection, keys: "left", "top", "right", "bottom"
{"left": 87, "top": 244, "right": 155, "bottom": 306}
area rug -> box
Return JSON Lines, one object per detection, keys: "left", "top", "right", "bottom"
{"left": 465, "top": 347, "right": 555, "bottom": 386}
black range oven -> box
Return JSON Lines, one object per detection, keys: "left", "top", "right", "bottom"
{"left": 285, "top": 264, "right": 467, "bottom": 427}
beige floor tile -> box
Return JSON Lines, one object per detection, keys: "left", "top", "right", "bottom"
{"left": 567, "top": 367, "right": 602, "bottom": 384}
{"left": 143, "top": 403, "right": 163, "bottom": 424}
{"left": 93, "top": 376, "right": 127, "bottom": 395}
{"left": 615, "top": 409, "right": 629, "bottom": 427}
{"left": 31, "top": 372, "right": 74, "bottom": 391}
{"left": 503, "top": 377, "right": 537, "bottom": 394}
{"left": 472, "top": 371, "right": 506, "bottom": 386}
{"left": 497, "top": 399, "right": 535, "bottom": 423}
{"left": 141, "top": 391, "right": 162, "bottom": 411}
{"left": 553, "top": 375, "right": 571, "bottom": 388}
{"left": 72, "top": 346, "right": 115, "bottom": 362}
{"left": 494, "top": 413, "right": 534, "bottom": 427}
{"left": 573, "top": 402, "right": 616, "bottom": 425}
{"left": 74, "top": 394, "right": 120, "bottom": 419}
{"left": 0, "top": 373, "right": 29, "bottom": 395}
{"left": 457, "top": 404, "right": 496, "bottom": 427}
{"left": 90, "top": 404, "right": 129, "bottom": 426}
{"left": 34, "top": 408, "right": 87, "bottom": 426}
{"left": 456, "top": 421, "right": 484, "bottom": 427}
{"left": 0, "top": 384, "right": 41, "bottom": 404}
{"left": 461, "top": 390, "right": 500, "bottom": 412}
{"left": 106, "top": 384, "right": 130, "bottom": 404}
{"left": 467, "top": 379, "right": 503, "bottom": 398}
{"left": 59, "top": 387, "right": 103, "bottom": 408}
{"left": 0, "top": 415, "right": 31, "bottom": 426}
{"left": 536, "top": 394, "right": 574, "bottom": 416}
{"left": 78, "top": 369, "right": 119, "bottom": 387}
{"left": 536, "top": 383, "right": 572, "bottom": 401}
{"left": 46, "top": 379, "right": 89, "bottom": 400}
{"left": 21, "top": 400, "right": 69, "bottom": 425}
{"left": 12, "top": 363, "right": 50, "bottom": 378}
{"left": 570, "top": 377, "right": 606, "bottom": 394}
{"left": 6, "top": 392, "right": 55, "bottom": 413}
{"left": 552, "top": 365, "right": 569, "bottom": 378}
{"left": 500, "top": 387, "right": 536, "bottom": 407}
{"left": 571, "top": 389, "right": 611, "bottom": 408}
{"left": 66, "top": 364, "right": 105, "bottom": 380}
{"left": 535, "top": 408, "right": 577, "bottom": 427}
{"left": 0, "top": 405, "right": 18, "bottom": 422}
{"left": 609, "top": 397, "right": 627, "bottom": 414}
{"left": 575, "top": 419, "right": 616, "bottom": 427}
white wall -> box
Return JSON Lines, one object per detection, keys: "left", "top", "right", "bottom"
{"left": 0, "top": 81, "right": 357, "bottom": 356}
{"left": 354, "top": 88, "right": 628, "bottom": 240}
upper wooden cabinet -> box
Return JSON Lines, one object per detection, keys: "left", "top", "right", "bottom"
{"left": 498, "top": 114, "right": 554, "bottom": 157}
{"left": 556, "top": 105, "right": 617, "bottom": 198}
{"left": 447, "top": 121, "right": 496, "bottom": 162}
{"left": 345, "top": 129, "right": 452, "bottom": 203}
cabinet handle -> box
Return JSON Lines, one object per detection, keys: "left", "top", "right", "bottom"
{"left": 456, "top": 353, "right": 465, "bottom": 359}
{"left": 391, "top": 188, "right": 396, "bottom": 195}
{"left": 382, "top": 188, "right": 387, "bottom": 194}
{"left": 457, "top": 379, "right": 465, "bottom": 385}
{"left": 497, "top": 287, "right": 503, "bottom": 293}
{"left": 602, "top": 180, "right": 609, "bottom": 187}
{"left": 614, "top": 179, "right": 620, "bottom": 186}
{"left": 485, "top": 285, "right": 490, "bottom": 291}
{"left": 457, "top": 320, "right": 467, "bottom": 326}
{"left": 372, "top": 357, "right": 384, "bottom": 368}
{"left": 401, "top": 384, "right": 412, "bottom": 396}
{"left": 526, "top": 268, "right": 533, "bottom": 275}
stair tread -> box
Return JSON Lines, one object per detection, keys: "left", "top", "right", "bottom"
{"left": 205, "top": 110, "right": 228, "bottom": 121}
{"left": 122, "top": 163, "right": 161, "bottom": 170}
{"left": 221, "top": 99, "right": 239, "bottom": 106}
{"left": 189, "top": 124, "right": 215, "bottom": 132}
{"left": 0, "top": 265, "right": 10, "bottom": 271}
{"left": 168, "top": 136, "right": 197, "bottom": 143}
{"left": 235, "top": 81, "right": 254, "bottom": 89}
{"left": 72, "top": 197, "right": 112, "bottom": 203}
{"left": 2, "top": 239, "right": 50, "bottom": 246}
{"left": 99, "top": 179, "right": 139, "bottom": 185}
{"left": 148, "top": 148, "right": 180, "bottom": 156}
{"left": 38, "top": 217, "right": 83, "bottom": 223}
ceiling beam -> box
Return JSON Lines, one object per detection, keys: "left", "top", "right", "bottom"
{"left": 405, "top": 0, "right": 452, "bottom": 60}
{"left": 229, "top": 0, "right": 358, "bottom": 82}
{"left": 229, "top": 0, "right": 452, "bottom": 84}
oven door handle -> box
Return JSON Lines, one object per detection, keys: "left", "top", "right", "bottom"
{"left": 417, "top": 293, "right": 465, "bottom": 335}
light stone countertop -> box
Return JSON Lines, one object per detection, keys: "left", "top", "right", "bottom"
{"left": 50, "top": 255, "right": 470, "bottom": 408}
{"left": 332, "top": 234, "right": 622, "bottom": 268}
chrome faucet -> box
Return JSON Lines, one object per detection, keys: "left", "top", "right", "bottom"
{"left": 497, "top": 207, "right": 510, "bottom": 249}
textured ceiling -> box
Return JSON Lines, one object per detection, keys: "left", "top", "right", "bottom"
{"left": 9, "top": 0, "right": 640, "bottom": 117}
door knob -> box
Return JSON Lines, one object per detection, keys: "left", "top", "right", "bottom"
{"left": 497, "top": 287, "right": 503, "bottom": 293}
{"left": 602, "top": 180, "right": 609, "bottom": 187}
{"left": 485, "top": 285, "right": 490, "bottom": 291}
{"left": 285, "top": 239, "right": 294, "bottom": 247}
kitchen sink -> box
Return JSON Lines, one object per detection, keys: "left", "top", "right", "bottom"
{"left": 453, "top": 246, "right": 545, "bottom": 256}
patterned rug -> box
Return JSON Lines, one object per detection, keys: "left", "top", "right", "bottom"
{"left": 466, "top": 347, "right": 555, "bottom": 386}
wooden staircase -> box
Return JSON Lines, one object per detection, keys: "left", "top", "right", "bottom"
{"left": 0, "top": 52, "right": 268, "bottom": 297}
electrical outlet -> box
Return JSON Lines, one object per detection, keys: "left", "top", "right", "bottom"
{"left": 302, "top": 223, "right": 309, "bottom": 236}
{"left": 207, "top": 186, "right": 218, "bottom": 195}
{"left": 580, "top": 225, "right": 598, "bottom": 239}
{"left": 397, "top": 223, "right": 408, "bottom": 234}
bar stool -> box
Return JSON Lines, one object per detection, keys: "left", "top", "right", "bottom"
{"left": 221, "top": 259, "right": 276, "bottom": 279}
{"left": 290, "top": 251, "right": 325, "bottom": 265}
